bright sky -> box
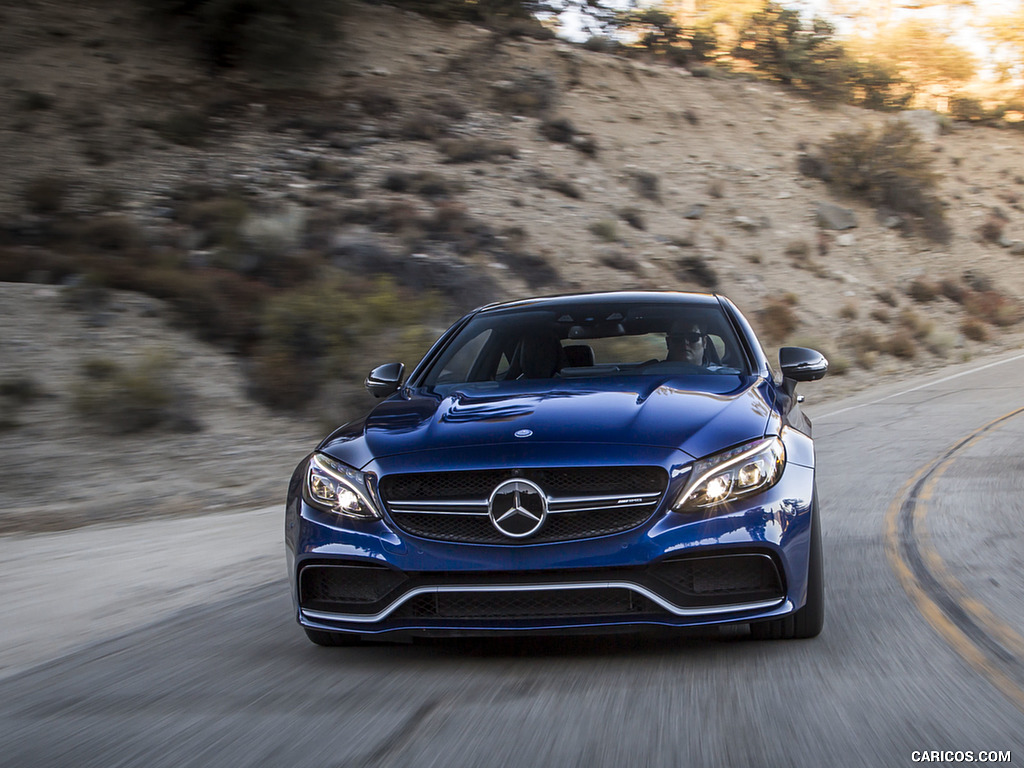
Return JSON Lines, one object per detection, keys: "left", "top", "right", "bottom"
{"left": 545, "top": 0, "right": 1023, "bottom": 81}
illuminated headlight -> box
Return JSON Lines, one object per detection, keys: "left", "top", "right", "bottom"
{"left": 673, "top": 437, "right": 785, "bottom": 512}
{"left": 304, "top": 453, "right": 381, "bottom": 519}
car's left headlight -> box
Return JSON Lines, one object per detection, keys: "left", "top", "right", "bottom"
{"left": 304, "top": 453, "right": 381, "bottom": 519}
{"left": 672, "top": 437, "right": 785, "bottom": 512}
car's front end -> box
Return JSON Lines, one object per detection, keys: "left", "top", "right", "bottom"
{"left": 285, "top": 292, "right": 826, "bottom": 643}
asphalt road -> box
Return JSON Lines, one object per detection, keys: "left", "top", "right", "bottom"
{"left": 4, "top": 354, "right": 1024, "bottom": 767}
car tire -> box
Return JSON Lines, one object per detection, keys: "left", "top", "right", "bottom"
{"left": 750, "top": 491, "right": 824, "bottom": 640}
{"left": 303, "top": 627, "right": 361, "bottom": 647}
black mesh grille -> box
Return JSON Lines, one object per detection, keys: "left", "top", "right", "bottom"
{"left": 379, "top": 467, "right": 667, "bottom": 544}
{"left": 392, "top": 589, "right": 659, "bottom": 620}
{"left": 649, "top": 555, "right": 783, "bottom": 602}
{"left": 299, "top": 564, "right": 407, "bottom": 612}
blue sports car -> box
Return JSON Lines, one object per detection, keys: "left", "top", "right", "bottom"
{"left": 286, "top": 291, "right": 827, "bottom": 644}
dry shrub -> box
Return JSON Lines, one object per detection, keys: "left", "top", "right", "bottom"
{"left": 492, "top": 70, "right": 559, "bottom": 116}
{"left": 757, "top": 301, "right": 798, "bottom": 344}
{"left": 179, "top": 196, "right": 251, "bottom": 251}
{"left": 539, "top": 117, "right": 576, "bottom": 144}
{"left": 939, "top": 277, "right": 966, "bottom": 303}
{"left": 965, "top": 290, "right": 1022, "bottom": 327}
{"left": 899, "top": 309, "right": 933, "bottom": 339}
{"left": 875, "top": 289, "right": 898, "bottom": 307}
{"left": 632, "top": 171, "right": 661, "bottom": 203}
{"left": 883, "top": 330, "right": 917, "bottom": 359}
{"left": 353, "top": 86, "right": 400, "bottom": 117}
{"left": 383, "top": 171, "right": 463, "bottom": 198}
{"left": 961, "top": 318, "right": 989, "bottom": 341}
{"left": 438, "top": 138, "right": 517, "bottom": 163}
{"left": 152, "top": 109, "right": 213, "bottom": 147}
{"left": 618, "top": 207, "right": 646, "bottom": 230}
{"left": 679, "top": 256, "right": 718, "bottom": 290}
{"left": 838, "top": 303, "right": 858, "bottom": 320}
{"left": 849, "top": 330, "right": 881, "bottom": 369}
{"left": 977, "top": 213, "right": 1006, "bottom": 244}
{"left": 545, "top": 178, "right": 583, "bottom": 199}
{"left": 132, "top": 267, "right": 267, "bottom": 349}
{"left": 906, "top": 279, "right": 938, "bottom": 303}
{"left": 398, "top": 110, "right": 451, "bottom": 140}
{"left": 75, "top": 215, "right": 146, "bottom": 253}
{"left": 785, "top": 240, "right": 810, "bottom": 258}
{"left": 816, "top": 122, "right": 949, "bottom": 242}
{"left": 23, "top": 175, "right": 71, "bottom": 214}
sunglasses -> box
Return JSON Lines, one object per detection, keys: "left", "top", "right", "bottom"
{"left": 670, "top": 332, "right": 704, "bottom": 344}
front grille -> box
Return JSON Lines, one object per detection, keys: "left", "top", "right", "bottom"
{"left": 391, "top": 588, "right": 660, "bottom": 620}
{"left": 379, "top": 466, "right": 667, "bottom": 544}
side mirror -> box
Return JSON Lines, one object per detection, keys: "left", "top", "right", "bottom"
{"left": 780, "top": 347, "right": 828, "bottom": 382}
{"left": 365, "top": 362, "right": 405, "bottom": 399}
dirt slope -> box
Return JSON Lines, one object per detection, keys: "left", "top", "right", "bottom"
{"left": 2, "top": 2, "right": 1024, "bottom": 531}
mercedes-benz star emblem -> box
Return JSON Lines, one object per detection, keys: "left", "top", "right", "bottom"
{"left": 488, "top": 478, "right": 548, "bottom": 539}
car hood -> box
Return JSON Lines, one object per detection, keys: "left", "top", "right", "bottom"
{"left": 320, "top": 376, "right": 776, "bottom": 468}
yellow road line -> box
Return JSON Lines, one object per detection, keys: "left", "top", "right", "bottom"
{"left": 885, "top": 407, "right": 1024, "bottom": 714}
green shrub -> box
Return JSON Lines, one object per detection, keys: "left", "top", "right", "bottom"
{"left": 73, "top": 352, "right": 199, "bottom": 433}
{"left": 588, "top": 220, "right": 619, "bottom": 242}
{"left": 817, "top": 122, "right": 949, "bottom": 242}
{"left": 249, "top": 273, "right": 437, "bottom": 410}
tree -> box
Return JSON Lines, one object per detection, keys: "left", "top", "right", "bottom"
{"left": 985, "top": 6, "right": 1024, "bottom": 84}
{"left": 850, "top": 18, "right": 976, "bottom": 109}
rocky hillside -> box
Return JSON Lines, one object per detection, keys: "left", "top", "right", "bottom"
{"left": 2, "top": 1, "right": 1024, "bottom": 530}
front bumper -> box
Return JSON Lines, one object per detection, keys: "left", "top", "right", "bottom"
{"left": 286, "top": 457, "right": 816, "bottom": 638}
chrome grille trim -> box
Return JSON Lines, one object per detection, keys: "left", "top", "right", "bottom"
{"left": 301, "top": 582, "right": 785, "bottom": 623}
{"left": 386, "top": 491, "right": 662, "bottom": 517}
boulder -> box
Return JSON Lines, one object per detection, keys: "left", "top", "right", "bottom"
{"left": 816, "top": 202, "right": 857, "bottom": 230}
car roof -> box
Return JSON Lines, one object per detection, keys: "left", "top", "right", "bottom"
{"left": 473, "top": 291, "right": 722, "bottom": 315}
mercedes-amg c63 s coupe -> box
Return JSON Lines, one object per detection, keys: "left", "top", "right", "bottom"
{"left": 286, "top": 291, "right": 827, "bottom": 644}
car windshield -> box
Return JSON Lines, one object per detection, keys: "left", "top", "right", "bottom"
{"left": 419, "top": 300, "right": 751, "bottom": 388}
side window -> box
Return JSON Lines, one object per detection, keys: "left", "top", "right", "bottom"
{"left": 495, "top": 349, "right": 511, "bottom": 380}
{"left": 708, "top": 334, "right": 726, "bottom": 361}
{"left": 434, "top": 329, "right": 492, "bottom": 384}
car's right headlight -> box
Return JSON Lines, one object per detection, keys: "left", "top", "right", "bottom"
{"left": 672, "top": 437, "right": 785, "bottom": 512}
{"left": 304, "top": 453, "right": 381, "bottom": 519}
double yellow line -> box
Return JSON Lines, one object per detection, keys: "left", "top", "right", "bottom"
{"left": 885, "top": 407, "right": 1024, "bottom": 712}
